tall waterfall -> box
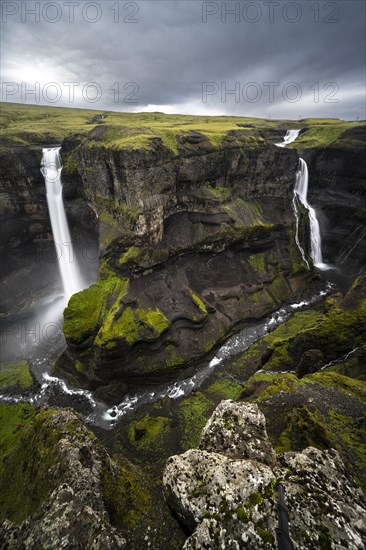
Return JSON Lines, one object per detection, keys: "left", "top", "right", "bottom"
{"left": 294, "top": 159, "right": 330, "bottom": 270}
{"left": 276, "top": 130, "right": 330, "bottom": 270}
{"left": 41, "top": 147, "right": 84, "bottom": 300}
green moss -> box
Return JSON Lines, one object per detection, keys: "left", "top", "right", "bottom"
{"left": 248, "top": 253, "right": 265, "bottom": 272}
{"left": 206, "top": 379, "right": 243, "bottom": 401}
{"left": 118, "top": 246, "right": 140, "bottom": 265}
{"left": 129, "top": 414, "right": 171, "bottom": 453}
{"left": 244, "top": 492, "right": 263, "bottom": 509}
{"left": 99, "top": 259, "right": 117, "bottom": 278}
{"left": 258, "top": 529, "right": 275, "bottom": 544}
{"left": 62, "top": 151, "right": 78, "bottom": 174}
{"left": 63, "top": 276, "right": 129, "bottom": 342}
{"left": 0, "top": 408, "right": 68, "bottom": 524}
{"left": 0, "top": 361, "right": 33, "bottom": 391}
{"left": 275, "top": 406, "right": 332, "bottom": 454}
{"left": 189, "top": 290, "right": 208, "bottom": 314}
{"left": 0, "top": 403, "right": 36, "bottom": 459}
{"left": 326, "top": 345, "right": 366, "bottom": 380}
{"left": 229, "top": 290, "right": 365, "bottom": 375}
{"left": 178, "top": 392, "right": 213, "bottom": 450}
{"left": 244, "top": 373, "right": 300, "bottom": 402}
{"left": 246, "top": 368, "right": 366, "bottom": 489}
{"left": 207, "top": 184, "right": 231, "bottom": 202}
{"left": 318, "top": 524, "right": 332, "bottom": 550}
{"left": 302, "top": 372, "right": 366, "bottom": 403}
{"left": 326, "top": 410, "right": 366, "bottom": 488}
{"left": 235, "top": 506, "right": 249, "bottom": 523}
{"left": 165, "top": 346, "right": 185, "bottom": 368}
{"left": 96, "top": 305, "right": 169, "bottom": 346}
{"left": 74, "top": 360, "right": 85, "bottom": 374}
{"left": 204, "top": 340, "right": 216, "bottom": 353}
{"left": 269, "top": 273, "right": 289, "bottom": 301}
{"left": 101, "top": 454, "right": 152, "bottom": 529}
{"left": 196, "top": 223, "right": 274, "bottom": 249}
{"left": 92, "top": 194, "right": 138, "bottom": 245}
{"left": 223, "top": 198, "right": 264, "bottom": 227}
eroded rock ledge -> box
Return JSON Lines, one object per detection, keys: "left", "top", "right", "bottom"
{"left": 163, "top": 401, "right": 366, "bottom": 549}
{"left": 56, "top": 137, "right": 313, "bottom": 392}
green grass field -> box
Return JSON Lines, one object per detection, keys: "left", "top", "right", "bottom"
{"left": 0, "top": 102, "right": 364, "bottom": 151}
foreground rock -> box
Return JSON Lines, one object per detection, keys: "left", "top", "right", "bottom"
{"left": 163, "top": 400, "right": 366, "bottom": 549}
{"left": 0, "top": 409, "right": 130, "bottom": 549}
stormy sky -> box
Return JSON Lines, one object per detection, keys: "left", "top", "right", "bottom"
{"left": 1, "top": 0, "right": 365, "bottom": 119}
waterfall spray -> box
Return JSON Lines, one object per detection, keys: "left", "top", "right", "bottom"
{"left": 41, "top": 147, "right": 84, "bottom": 301}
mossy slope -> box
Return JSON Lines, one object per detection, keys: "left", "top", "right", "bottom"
{"left": 0, "top": 361, "right": 35, "bottom": 393}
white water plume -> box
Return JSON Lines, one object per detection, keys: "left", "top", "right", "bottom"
{"left": 41, "top": 147, "right": 84, "bottom": 300}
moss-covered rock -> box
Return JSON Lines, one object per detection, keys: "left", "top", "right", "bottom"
{"left": 54, "top": 116, "right": 311, "bottom": 389}
{"left": 96, "top": 305, "right": 169, "bottom": 347}
{"left": 0, "top": 408, "right": 69, "bottom": 525}
{"left": 63, "top": 275, "right": 129, "bottom": 344}
{"left": 101, "top": 454, "right": 152, "bottom": 530}
{"left": 128, "top": 414, "right": 171, "bottom": 456}
{"left": 178, "top": 392, "right": 214, "bottom": 451}
{"left": 0, "top": 361, "right": 36, "bottom": 394}
{"left": 242, "top": 369, "right": 366, "bottom": 491}
{"left": 229, "top": 275, "right": 366, "bottom": 377}
{"left": 0, "top": 403, "right": 36, "bottom": 459}
{"left": 0, "top": 407, "right": 157, "bottom": 548}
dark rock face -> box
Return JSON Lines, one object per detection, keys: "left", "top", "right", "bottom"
{"left": 76, "top": 133, "right": 299, "bottom": 248}
{"left": 302, "top": 138, "right": 366, "bottom": 277}
{"left": 57, "top": 137, "right": 314, "bottom": 392}
{"left": 0, "top": 145, "right": 55, "bottom": 316}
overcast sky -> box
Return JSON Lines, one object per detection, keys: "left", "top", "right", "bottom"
{"left": 1, "top": 0, "right": 365, "bottom": 119}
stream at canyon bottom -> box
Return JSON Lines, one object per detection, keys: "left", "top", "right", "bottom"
{"left": 0, "top": 133, "right": 336, "bottom": 430}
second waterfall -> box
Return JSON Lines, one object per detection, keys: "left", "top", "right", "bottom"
{"left": 294, "top": 158, "right": 330, "bottom": 270}
{"left": 277, "top": 130, "right": 330, "bottom": 271}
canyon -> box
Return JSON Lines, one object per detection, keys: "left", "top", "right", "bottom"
{"left": 0, "top": 104, "right": 365, "bottom": 549}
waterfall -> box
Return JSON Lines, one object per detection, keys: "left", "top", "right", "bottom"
{"left": 294, "top": 159, "right": 330, "bottom": 270}
{"left": 276, "top": 130, "right": 330, "bottom": 271}
{"left": 275, "top": 129, "right": 301, "bottom": 147}
{"left": 41, "top": 147, "right": 84, "bottom": 301}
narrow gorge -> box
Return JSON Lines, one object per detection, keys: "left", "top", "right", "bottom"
{"left": 1, "top": 104, "right": 365, "bottom": 549}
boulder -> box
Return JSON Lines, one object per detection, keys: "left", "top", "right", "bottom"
{"left": 163, "top": 400, "right": 366, "bottom": 549}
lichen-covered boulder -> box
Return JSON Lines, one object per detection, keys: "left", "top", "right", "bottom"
{"left": 278, "top": 447, "right": 366, "bottom": 550}
{"left": 199, "top": 401, "right": 276, "bottom": 465}
{"left": 163, "top": 449, "right": 275, "bottom": 532}
{"left": 163, "top": 400, "right": 366, "bottom": 549}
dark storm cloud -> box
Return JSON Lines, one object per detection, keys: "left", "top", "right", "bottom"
{"left": 1, "top": 0, "right": 365, "bottom": 118}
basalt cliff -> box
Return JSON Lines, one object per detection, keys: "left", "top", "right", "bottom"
{"left": 56, "top": 131, "right": 312, "bottom": 396}
{"left": 1, "top": 106, "right": 366, "bottom": 550}
{"left": 1, "top": 113, "right": 365, "bottom": 400}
